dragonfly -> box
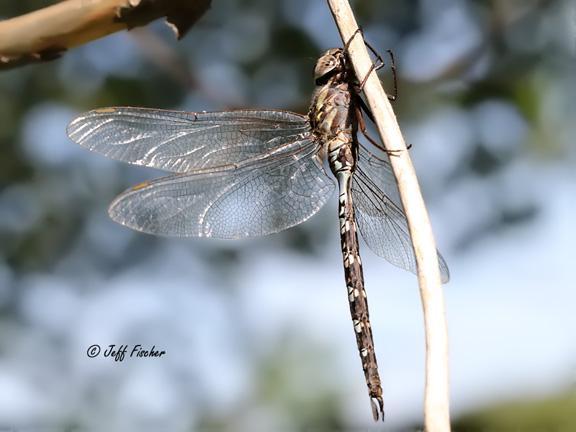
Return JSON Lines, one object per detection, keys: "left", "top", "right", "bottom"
{"left": 67, "top": 45, "right": 450, "bottom": 422}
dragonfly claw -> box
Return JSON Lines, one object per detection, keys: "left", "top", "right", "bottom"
{"left": 370, "top": 396, "right": 385, "bottom": 422}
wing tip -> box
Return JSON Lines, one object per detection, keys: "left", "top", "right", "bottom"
{"left": 438, "top": 253, "right": 450, "bottom": 284}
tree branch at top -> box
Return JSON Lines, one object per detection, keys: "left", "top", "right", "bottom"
{"left": 0, "top": 0, "right": 211, "bottom": 70}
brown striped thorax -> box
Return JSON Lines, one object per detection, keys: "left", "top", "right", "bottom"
{"left": 309, "top": 48, "right": 358, "bottom": 178}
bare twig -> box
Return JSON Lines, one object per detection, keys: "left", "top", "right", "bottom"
{"left": 0, "top": 0, "right": 211, "bottom": 70}
{"left": 326, "top": 1, "right": 451, "bottom": 431}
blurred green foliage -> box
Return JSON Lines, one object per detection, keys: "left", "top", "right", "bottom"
{"left": 453, "top": 390, "right": 576, "bottom": 431}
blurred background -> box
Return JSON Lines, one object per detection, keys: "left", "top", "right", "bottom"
{"left": 0, "top": 0, "right": 575, "bottom": 430}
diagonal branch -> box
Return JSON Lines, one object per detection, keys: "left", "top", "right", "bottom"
{"left": 0, "top": 0, "right": 211, "bottom": 70}
{"left": 326, "top": 1, "right": 451, "bottom": 431}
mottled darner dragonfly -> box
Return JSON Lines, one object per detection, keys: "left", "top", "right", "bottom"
{"left": 67, "top": 47, "right": 449, "bottom": 421}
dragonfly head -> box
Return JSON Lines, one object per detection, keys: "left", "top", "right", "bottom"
{"left": 314, "top": 48, "right": 346, "bottom": 86}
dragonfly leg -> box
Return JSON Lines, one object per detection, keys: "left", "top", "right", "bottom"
{"left": 344, "top": 27, "right": 363, "bottom": 53}
{"left": 384, "top": 49, "right": 398, "bottom": 101}
{"left": 344, "top": 30, "right": 398, "bottom": 101}
{"left": 357, "top": 39, "right": 384, "bottom": 91}
{"left": 364, "top": 39, "right": 385, "bottom": 71}
{"left": 344, "top": 28, "right": 384, "bottom": 73}
{"left": 358, "top": 49, "right": 398, "bottom": 101}
{"left": 356, "top": 94, "right": 375, "bottom": 123}
{"left": 344, "top": 28, "right": 381, "bottom": 92}
{"left": 355, "top": 105, "right": 406, "bottom": 157}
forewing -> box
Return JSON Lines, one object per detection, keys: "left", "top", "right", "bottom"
{"left": 352, "top": 167, "right": 450, "bottom": 283}
{"left": 109, "top": 142, "right": 335, "bottom": 238}
{"left": 67, "top": 107, "right": 310, "bottom": 173}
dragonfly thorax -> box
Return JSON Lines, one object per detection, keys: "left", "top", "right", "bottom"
{"left": 309, "top": 49, "right": 357, "bottom": 177}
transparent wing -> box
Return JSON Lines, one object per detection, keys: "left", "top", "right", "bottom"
{"left": 108, "top": 142, "right": 335, "bottom": 238}
{"left": 357, "top": 143, "right": 400, "bottom": 206}
{"left": 67, "top": 107, "right": 310, "bottom": 173}
{"left": 352, "top": 162, "right": 450, "bottom": 284}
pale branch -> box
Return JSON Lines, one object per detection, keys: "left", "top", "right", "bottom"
{"left": 0, "top": 0, "right": 211, "bottom": 70}
{"left": 326, "top": 1, "right": 451, "bottom": 431}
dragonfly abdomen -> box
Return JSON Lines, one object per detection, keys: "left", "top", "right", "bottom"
{"left": 337, "top": 171, "right": 384, "bottom": 421}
